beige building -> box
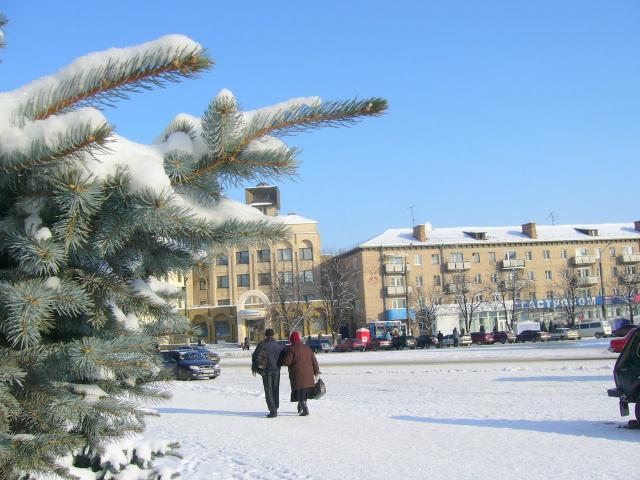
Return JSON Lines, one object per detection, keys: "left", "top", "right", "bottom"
{"left": 338, "top": 221, "right": 640, "bottom": 336}
{"left": 185, "top": 184, "right": 327, "bottom": 344}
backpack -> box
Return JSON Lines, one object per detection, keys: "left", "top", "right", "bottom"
{"left": 253, "top": 341, "right": 269, "bottom": 375}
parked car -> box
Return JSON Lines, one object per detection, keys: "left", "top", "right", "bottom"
{"left": 275, "top": 339, "right": 291, "bottom": 347}
{"left": 334, "top": 338, "right": 366, "bottom": 352}
{"left": 548, "top": 328, "right": 579, "bottom": 341}
{"left": 613, "top": 324, "right": 636, "bottom": 338}
{"left": 367, "top": 337, "right": 392, "bottom": 351}
{"left": 416, "top": 334, "right": 438, "bottom": 349}
{"left": 577, "top": 321, "right": 612, "bottom": 338}
{"left": 442, "top": 334, "right": 472, "bottom": 347}
{"left": 609, "top": 327, "right": 638, "bottom": 353}
{"left": 515, "top": 330, "right": 550, "bottom": 343}
{"left": 306, "top": 338, "right": 332, "bottom": 353}
{"left": 391, "top": 335, "right": 417, "bottom": 350}
{"left": 607, "top": 327, "right": 640, "bottom": 423}
{"left": 160, "top": 349, "right": 221, "bottom": 381}
{"left": 494, "top": 330, "right": 516, "bottom": 344}
{"left": 470, "top": 332, "right": 495, "bottom": 345}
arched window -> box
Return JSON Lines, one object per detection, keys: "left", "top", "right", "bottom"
{"left": 199, "top": 278, "right": 207, "bottom": 290}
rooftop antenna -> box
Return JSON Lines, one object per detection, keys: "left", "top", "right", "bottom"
{"left": 407, "top": 206, "right": 415, "bottom": 226}
{"left": 547, "top": 211, "right": 556, "bottom": 225}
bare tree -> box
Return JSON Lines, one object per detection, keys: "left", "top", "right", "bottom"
{"left": 447, "top": 274, "right": 486, "bottom": 334}
{"left": 553, "top": 270, "right": 584, "bottom": 328}
{"left": 615, "top": 272, "right": 640, "bottom": 323}
{"left": 269, "top": 266, "right": 313, "bottom": 337}
{"left": 313, "top": 257, "right": 357, "bottom": 345}
{"left": 410, "top": 285, "right": 444, "bottom": 334}
{"left": 494, "top": 270, "right": 533, "bottom": 330}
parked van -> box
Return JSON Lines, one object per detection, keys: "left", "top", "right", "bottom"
{"left": 577, "top": 321, "right": 612, "bottom": 338}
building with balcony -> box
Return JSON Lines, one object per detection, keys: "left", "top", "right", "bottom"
{"left": 337, "top": 220, "right": 640, "bottom": 336}
{"left": 184, "top": 184, "right": 326, "bottom": 345}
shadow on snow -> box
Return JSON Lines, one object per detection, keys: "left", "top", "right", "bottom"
{"left": 156, "top": 407, "right": 265, "bottom": 417}
{"left": 390, "top": 415, "right": 639, "bottom": 442}
{"left": 494, "top": 375, "right": 611, "bottom": 382}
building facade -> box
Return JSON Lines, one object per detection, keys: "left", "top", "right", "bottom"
{"left": 338, "top": 221, "right": 640, "bottom": 337}
{"left": 185, "top": 185, "right": 327, "bottom": 344}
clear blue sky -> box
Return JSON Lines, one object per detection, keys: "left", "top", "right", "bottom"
{"left": 2, "top": 1, "right": 639, "bottom": 251}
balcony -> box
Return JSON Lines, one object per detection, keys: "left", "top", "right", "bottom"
{"left": 446, "top": 283, "right": 468, "bottom": 294}
{"left": 446, "top": 261, "right": 471, "bottom": 272}
{"left": 501, "top": 259, "right": 525, "bottom": 269}
{"left": 577, "top": 276, "right": 599, "bottom": 286}
{"left": 619, "top": 254, "right": 640, "bottom": 264}
{"left": 501, "top": 279, "right": 528, "bottom": 290}
{"left": 572, "top": 256, "right": 596, "bottom": 266}
{"left": 386, "top": 285, "right": 409, "bottom": 296}
{"left": 384, "top": 263, "right": 407, "bottom": 273}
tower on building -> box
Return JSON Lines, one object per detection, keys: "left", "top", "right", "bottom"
{"left": 245, "top": 183, "right": 280, "bottom": 216}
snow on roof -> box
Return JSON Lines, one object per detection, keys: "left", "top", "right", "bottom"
{"left": 274, "top": 214, "right": 317, "bottom": 225}
{"left": 359, "top": 222, "right": 640, "bottom": 248}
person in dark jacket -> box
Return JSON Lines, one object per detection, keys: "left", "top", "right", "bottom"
{"left": 280, "top": 331, "right": 319, "bottom": 416}
{"left": 437, "top": 330, "right": 444, "bottom": 348}
{"left": 251, "top": 329, "right": 284, "bottom": 418}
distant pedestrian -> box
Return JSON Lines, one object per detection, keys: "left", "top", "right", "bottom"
{"left": 307, "top": 334, "right": 312, "bottom": 344}
{"left": 251, "top": 329, "right": 284, "bottom": 418}
{"left": 385, "top": 331, "right": 392, "bottom": 341}
{"left": 280, "top": 331, "right": 319, "bottom": 417}
{"left": 452, "top": 327, "right": 459, "bottom": 347}
{"left": 242, "top": 336, "right": 250, "bottom": 350}
{"left": 437, "top": 330, "right": 444, "bottom": 348}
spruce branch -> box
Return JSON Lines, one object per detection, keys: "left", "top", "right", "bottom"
{"left": 19, "top": 46, "right": 213, "bottom": 120}
{"left": 0, "top": 12, "right": 7, "bottom": 50}
{"left": 0, "top": 122, "right": 112, "bottom": 173}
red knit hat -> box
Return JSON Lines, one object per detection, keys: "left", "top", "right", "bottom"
{"left": 290, "top": 331, "right": 302, "bottom": 343}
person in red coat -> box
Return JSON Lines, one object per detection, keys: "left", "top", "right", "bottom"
{"left": 279, "top": 331, "right": 320, "bottom": 416}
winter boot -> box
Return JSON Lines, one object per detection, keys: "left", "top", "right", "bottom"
{"left": 300, "top": 402, "right": 309, "bottom": 416}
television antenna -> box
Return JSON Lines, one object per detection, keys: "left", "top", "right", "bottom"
{"left": 407, "top": 206, "right": 415, "bottom": 226}
{"left": 547, "top": 211, "right": 556, "bottom": 225}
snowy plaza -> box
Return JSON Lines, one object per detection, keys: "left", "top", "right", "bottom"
{"left": 146, "top": 340, "right": 637, "bottom": 480}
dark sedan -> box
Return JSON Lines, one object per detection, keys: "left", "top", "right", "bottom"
{"left": 494, "top": 330, "right": 516, "bottom": 344}
{"left": 160, "top": 350, "right": 220, "bottom": 380}
{"left": 367, "top": 337, "right": 393, "bottom": 351}
{"left": 391, "top": 335, "right": 417, "bottom": 350}
{"left": 416, "top": 334, "right": 438, "bottom": 349}
{"left": 515, "top": 330, "right": 550, "bottom": 343}
{"left": 470, "top": 332, "right": 495, "bottom": 345}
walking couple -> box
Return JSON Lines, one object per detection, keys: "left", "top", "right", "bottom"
{"left": 251, "top": 329, "right": 320, "bottom": 418}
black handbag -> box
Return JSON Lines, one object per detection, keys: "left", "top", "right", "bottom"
{"left": 312, "top": 377, "right": 326, "bottom": 399}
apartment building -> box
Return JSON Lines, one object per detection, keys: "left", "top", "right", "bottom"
{"left": 338, "top": 221, "right": 640, "bottom": 336}
{"left": 185, "top": 184, "right": 326, "bottom": 344}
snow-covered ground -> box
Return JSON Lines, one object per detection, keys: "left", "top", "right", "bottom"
{"left": 146, "top": 339, "right": 638, "bottom": 479}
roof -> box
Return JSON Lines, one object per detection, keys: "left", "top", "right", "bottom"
{"left": 274, "top": 214, "right": 318, "bottom": 225}
{"left": 359, "top": 223, "right": 640, "bottom": 248}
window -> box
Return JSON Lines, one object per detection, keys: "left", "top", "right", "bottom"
{"left": 199, "top": 278, "right": 207, "bottom": 290}
{"left": 299, "top": 270, "right": 314, "bottom": 283}
{"left": 543, "top": 250, "right": 551, "bottom": 260}
{"left": 526, "top": 251, "right": 533, "bottom": 261}
{"left": 433, "top": 275, "right": 442, "bottom": 286}
{"left": 545, "top": 271, "right": 552, "bottom": 280}
{"left": 236, "top": 251, "right": 249, "bottom": 264}
{"left": 237, "top": 274, "right": 250, "bottom": 287}
{"left": 200, "top": 300, "right": 207, "bottom": 305}
{"left": 576, "top": 247, "right": 588, "bottom": 256}
{"left": 416, "top": 275, "right": 424, "bottom": 287}
{"left": 474, "top": 273, "right": 482, "bottom": 284}
{"left": 257, "top": 249, "right": 270, "bottom": 262}
{"left": 278, "top": 248, "right": 292, "bottom": 261}
{"left": 623, "top": 246, "right": 634, "bottom": 255}
{"left": 451, "top": 252, "right": 464, "bottom": 262}
{"left": 492, "top": 292, "right": 500, "bottom": 301}
{"left": 258, "top": 273, "right": 271, "bottom": 286}
{"left": 611, "top": 266, "right": 618, "bottom": 277}
{"left": 216, "top": 255, "right": 228, "bottom": 266}
{"left": 560, "top": 249, "right": 567, "bottom": 259}
{"left": 504, "top": 250, "right": 517, "bottom": 260}
{"left": 528, "top": 271, "right": 535, "bottom": 281}
{"left": 577, "top": 267, "right": 590, "bottom": 278}
{"left": 595, "top": 248, "right": 601, "bottom": 258}
{"left": 299, "top": 247, "right": 313, "bottom": 260}
{"left": 302, "top": 294, "right": 316, "bottom": 302}
{"left": 414, "top": 254, "right": 422, "bottom": 265}
{"left": 388, "top": 275, "right": 405, "bottom": 287}
{"left": 489, "top": 252, "right": 496, "bottom": 262}
{"left": 391, "top": 298, "right": 406, "bottom": 309}
{"left": 216, "top": 276, "right": 229, "bottom": 288}
{"left": 218, "top": 299, "right": 231, "bottom": 306}
{"left": 547, "top": 291, "right": 555, "bottom": 299}
{"left": 625, "top": 266, "right": 637, "bottom": 275}
{"left": 609, "top": 247, "right": 616, "bottom": 257}
{"left": 474, "top": 294, "right": 484, "bottom": 302}
{"left": 388, "top": 255, "right": 403, "bottom": 264}
{"left": 431, "top": 254, "right": 440, "bottom": 265}
{"left": 490, "top": 273, "right": 498, "bottom": 283}
{"left": 472, "top": 252, "right": 480, "bottom": 263}
{"left": 278, "top": 271, "right": 293, "bottom": 284}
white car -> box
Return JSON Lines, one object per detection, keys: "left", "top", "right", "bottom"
{"left": 442, "top": 334, "right": 472, "bottom": 347}
{"left": 577, "top": 321, "right": 612, "bottom": 338}
{"left": 549, "top": 328, "right": 580, "bottom": 341}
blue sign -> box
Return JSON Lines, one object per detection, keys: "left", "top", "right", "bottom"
{"left": 386, "top": 308, "right": 416, "bottom": 321}
{"left": 514, "top": 296, "right": 627, "bottom": 310}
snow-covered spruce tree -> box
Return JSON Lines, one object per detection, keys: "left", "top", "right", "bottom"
{"left": 0, "top": 28, "right": 387, "bottom": 479}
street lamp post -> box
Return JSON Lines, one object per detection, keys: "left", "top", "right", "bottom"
{"left": 598, "top": 242, "right": 615, "bottom": 320}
